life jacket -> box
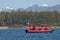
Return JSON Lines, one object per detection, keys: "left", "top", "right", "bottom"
{"left": 30, "top": 25, "right": 36, "bottom": 30}
{"left": 38, "top": 27, "right": 42, "bottom": 30}
{"left": 44, "top": 26, "right": 48, "bottom": 30}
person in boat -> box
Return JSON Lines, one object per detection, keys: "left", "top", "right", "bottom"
{"left": 41, "top": 24, "right": 44, "bottom": 27}
{"left": 30, "top": 25, "right": 36, "bottom": 30}
{"left": 44, "top": 26, "right": 49, "bottom": 30}
{"left": 38, "top": 24, "right": 44, "bottom": 30}
{"left": 38, "top": 27, "right": 42, "bottom": 30}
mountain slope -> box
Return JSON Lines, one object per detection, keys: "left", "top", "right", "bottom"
{"left": 26, "top": 4, "right": 40, "bottom": 12}
{"left": 26, "top": 4, "right": 60, "bottom": 12}
{"left": 0, "top": 4, "right": 60, "bottom": 12}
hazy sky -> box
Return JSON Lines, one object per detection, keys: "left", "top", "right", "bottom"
{"left": 0, "top": 0, "right": 60, "bottom": 9}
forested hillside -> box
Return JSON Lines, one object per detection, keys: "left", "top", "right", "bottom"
{"left": 0, "top": 10, "right": 60, "bottom": 27}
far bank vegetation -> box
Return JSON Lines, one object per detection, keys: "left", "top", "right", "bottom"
{"left": 0, "top": 10, "right": 60, "bottom": 27}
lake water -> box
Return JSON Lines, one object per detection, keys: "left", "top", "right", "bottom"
{"left": 0, "top": 28, "right": 60, "bottom": 40}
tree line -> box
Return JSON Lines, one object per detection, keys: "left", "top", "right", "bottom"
{"left": 0, "top": 10, "right": 60, "bottom": 27}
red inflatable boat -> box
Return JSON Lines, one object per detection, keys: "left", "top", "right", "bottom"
{"left": 25, "top": 28, "right": 54, "bottom": 33}
{"left": 25, "top": 25, "right": 54, "bottom": 33}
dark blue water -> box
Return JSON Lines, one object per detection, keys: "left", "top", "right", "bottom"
{"left": 0, "top": 28, "right": 60, "bottom": 40}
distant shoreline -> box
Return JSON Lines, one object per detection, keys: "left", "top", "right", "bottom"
{"left": 0, "top": 26, "right": 60, "bottom": 29}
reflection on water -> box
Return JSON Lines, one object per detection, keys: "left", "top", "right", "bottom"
{"left": 0, "top": 28, "right": 60, "bottom": 40}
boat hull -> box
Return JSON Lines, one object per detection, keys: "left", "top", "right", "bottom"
{"left": 25, "top": 29, "right": 54, "bottom": 33}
